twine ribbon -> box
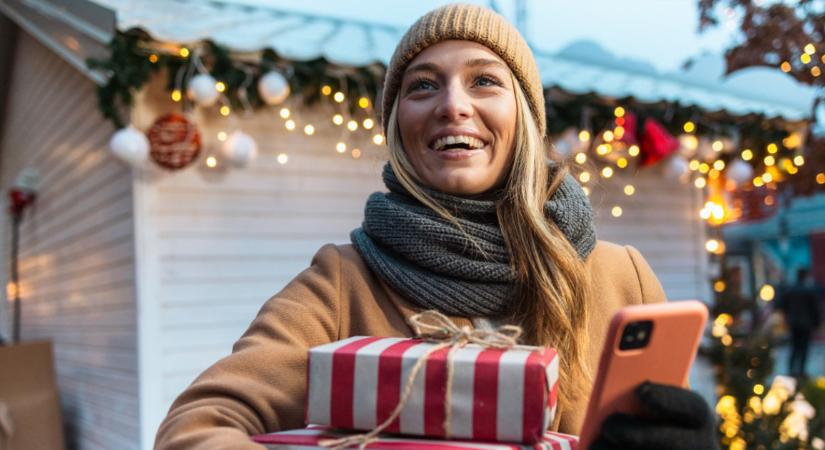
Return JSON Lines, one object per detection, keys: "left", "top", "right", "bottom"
{"left": 320, "top": 310, "right": 533, "bottom": 449}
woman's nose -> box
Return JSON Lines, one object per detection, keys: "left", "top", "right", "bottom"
{"left": 434, "top": 82, "right": 473, "bottom": 122}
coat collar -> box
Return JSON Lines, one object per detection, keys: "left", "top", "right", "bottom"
{"left": 376, "top": 277, "right": 476, "bottom": 334}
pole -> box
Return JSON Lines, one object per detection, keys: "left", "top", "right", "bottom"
{"left": 11, "top": 212, "right": 20, "bottom": 344}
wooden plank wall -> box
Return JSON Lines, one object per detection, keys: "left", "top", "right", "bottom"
{"left": 0, "top": 33, "right": 139, "bottom": 450}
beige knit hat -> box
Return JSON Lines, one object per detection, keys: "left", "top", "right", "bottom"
{"left": 382, "top": 3, "right": 546, "bottom": 136}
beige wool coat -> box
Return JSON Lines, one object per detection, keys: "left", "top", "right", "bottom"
{"left": 154, "top": 240, "right": 666, "bottom": 450}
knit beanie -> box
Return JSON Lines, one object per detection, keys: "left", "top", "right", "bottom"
{"left": 382, "top": 3, "right": 546, "bottom": 137}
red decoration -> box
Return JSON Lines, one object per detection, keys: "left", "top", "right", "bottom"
{"left": 8, "top": 189, "right": 35, "bottom": 216}
{"left": 147, "top": 113, "right": 201, "bottom": 170}
{"left": 617, "top": 111, "right": 639, "bottom": 146}
{"left": 639, "top": 117, "right": 679, "bottom": 167}
{"left": 611, "top": 111, "right": 678, "bottom": 167}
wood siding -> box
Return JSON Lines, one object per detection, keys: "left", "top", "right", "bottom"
{"left": 0, "top": 33, "right": 139, "bottom": 450}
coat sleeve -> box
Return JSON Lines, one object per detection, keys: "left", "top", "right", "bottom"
{"left": 154, "top": 244, "right": 343, "bottom": 450}
{"left": 625, "top": 245, "right": 667, "bottom": 305}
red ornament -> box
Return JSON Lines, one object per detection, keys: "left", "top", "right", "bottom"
{"left": 639, "top": 118, "right": 679, "bottom": 167}
{"left": 8, "top": 189, "right": 35, "bottom": 216}
{"left": 617, "top": 111, "right": 639, "bottom": 146}
{"left": 147, "top": 113, "right": 201, "bottom": 170}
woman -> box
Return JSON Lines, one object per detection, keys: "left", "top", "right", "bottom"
{"left": 155, "top": 4, "right": 717, "bottom": 450}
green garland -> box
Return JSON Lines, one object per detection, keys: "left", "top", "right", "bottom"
{"left": 88, "top": 30, "right": 806, "bottom": 181}
{"left": 86, "top": 30, "right": 386, "bottom": 128}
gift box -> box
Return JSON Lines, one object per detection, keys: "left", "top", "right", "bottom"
{"left": 306, "top": 336, "right": 559, "bottom": 444}
{"left": 253, "top": 427, "right": 578, "bottom": 449}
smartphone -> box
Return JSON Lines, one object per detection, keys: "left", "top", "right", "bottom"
{"left": 577, "top": 300, "right": 708, "bottom": 449}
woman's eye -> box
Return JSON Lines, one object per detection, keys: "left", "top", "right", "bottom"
{"left": 408, "top": 79, "right": 436, "bottom": 92}
{"left": 475, "top": 75, "right": 500, "bottom": 87}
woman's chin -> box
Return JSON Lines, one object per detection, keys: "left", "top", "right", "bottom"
{"left": 425, "top": 168, "right": 496, "bottom": 196}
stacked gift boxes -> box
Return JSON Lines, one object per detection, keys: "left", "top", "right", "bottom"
{"left": 252, "top": 334, "right": 576, "bottom": 449}
{"left": 253, "top": 426, "right": 579, "bottom": 449}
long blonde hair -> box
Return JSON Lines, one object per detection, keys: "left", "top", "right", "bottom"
{"left": 385, "top": 75, "right": 593, "bottom": 409}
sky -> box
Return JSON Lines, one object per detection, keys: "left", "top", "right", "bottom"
{"left": 223, "top": 0, "right": 743, "bottom": 73}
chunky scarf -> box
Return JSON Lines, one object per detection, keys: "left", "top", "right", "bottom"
{"left": 350, "top": 164, "right": 596, "bottom": 317}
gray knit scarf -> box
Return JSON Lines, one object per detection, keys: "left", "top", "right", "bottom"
{"left": 350, "top": 164, "right": 596, "bottom": 318}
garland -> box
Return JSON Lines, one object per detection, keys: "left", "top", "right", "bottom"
{"left": 86, "top": 30, "right": 386, "bottom": 129}
{"left": 87, "top": 31, "right": 820, "bottom": 208}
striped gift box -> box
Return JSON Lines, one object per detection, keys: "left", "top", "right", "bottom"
{"left": 305, "top": 336, "right": 559, "bottom": 444}
{"left": 252, "top": 426, "right": 578, "bottom": 449}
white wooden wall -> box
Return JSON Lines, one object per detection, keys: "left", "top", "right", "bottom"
{"left": 132, "top": 76, "right": 387, "bottom": 448}
{"left": 134, "top": 74, "right": 709, "bottom": 447}
{"left": 0, "top": 33, "right": 139, "bottom": 449}
{"left": 588, "top": 167, "right": 710, "bottom": 301}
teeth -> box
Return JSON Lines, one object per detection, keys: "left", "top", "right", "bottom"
{"left": 432, "top": 135, "right": 485, "bottom": 151}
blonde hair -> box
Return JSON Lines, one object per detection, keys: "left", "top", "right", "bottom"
{"left": 385, "top": 76, "right": 593, "bottom": 410}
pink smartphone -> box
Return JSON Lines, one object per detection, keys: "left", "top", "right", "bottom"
{"left": 577, "top": 300, "right": 708, "bottom": 449}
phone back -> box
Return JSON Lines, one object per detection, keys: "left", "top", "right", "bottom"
{"left": 577, "top": 301, "right": 708, "bottom": 449}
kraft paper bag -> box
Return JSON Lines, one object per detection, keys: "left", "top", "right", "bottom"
{"left": 0, "top": 341, "right": 65, "bottom": 450}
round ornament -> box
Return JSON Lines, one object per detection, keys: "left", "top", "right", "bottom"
{"left": 109, "top": 126, "right": 150, "bottom": 167}
{"left": 726, "top": 159, "right": 754, "bottom": 185}
{"left": 663, "top": 156, "right": 690, "bottom": 182}
{"left": 221, "top": 130, "right": 259, "bottom": 167}
{"left": 553, "top": 128, "right": 581, "bottom": 158}
{"left": 188, "top": 74, "right": 220, "bottom": 107}
{"left": 147, "top": 113, "right": 202, "bottom": 170}
{"left": 258, "top": 71, "right": 290, "bottom": 105}
{"left": 678, "top": 134, "right": 699, "bottom": 159}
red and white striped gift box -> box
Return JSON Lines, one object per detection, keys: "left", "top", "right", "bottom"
{"left": 305, "top": 336, "right": 559, "bottom": 444}
{"left": 252, "top": 426, "right": 578, "bottom": 449}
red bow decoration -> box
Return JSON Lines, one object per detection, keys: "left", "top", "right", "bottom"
{"left": 619, "top": 112, "right": 679, "bottom": 167}
{"left": 8, "top": 189, "right": 36, "bottom": 216}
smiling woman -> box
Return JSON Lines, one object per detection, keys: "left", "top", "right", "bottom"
{"left": 393, "top": 41, "right": 518, "bottom": 195}
{"left": 153, "top": 4, "right": 718, "bottom": 450}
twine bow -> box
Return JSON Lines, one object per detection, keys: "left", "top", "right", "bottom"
{"left": 320, "top": 310, "right": 531, "bottom": 449}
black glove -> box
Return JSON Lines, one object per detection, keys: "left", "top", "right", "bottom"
{"left": 589, "top": 381, "right": 720, "bottom": 450}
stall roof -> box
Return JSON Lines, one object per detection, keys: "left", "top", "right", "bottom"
{"left": 4, "top": 0, "right": 820, "bottom": 121}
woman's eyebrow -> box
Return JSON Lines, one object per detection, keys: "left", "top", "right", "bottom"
{"left": 405, "top": 62, "right": 440, "bottom": 76}
{"left": 463, "top": 58, "right": 507, "bottom": 70}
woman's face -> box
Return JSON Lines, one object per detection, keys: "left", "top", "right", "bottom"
{"left": 397, "top": 40, "right": 518, "bottom": 196}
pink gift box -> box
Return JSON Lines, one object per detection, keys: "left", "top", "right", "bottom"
{"left": 305, "top": 336, "right": 559, "bottom": 444}
{"left": 253, "top": 427, "right": 578, "bottom": 449}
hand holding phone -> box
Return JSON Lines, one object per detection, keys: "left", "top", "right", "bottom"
{"left": 577, "top": 301, "right": 708, "bottom": 449}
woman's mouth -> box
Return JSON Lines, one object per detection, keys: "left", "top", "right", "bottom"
{"left": 428, "top": 135, "right": 488, "bottom": 160}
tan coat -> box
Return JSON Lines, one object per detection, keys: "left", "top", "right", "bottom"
{"left": 154, "top": 241, "right": 666, "bottom": 449}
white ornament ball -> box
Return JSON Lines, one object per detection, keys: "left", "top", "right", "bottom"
{"left": 663, "top": 156, "right": 690, "bottom": 182}
{"left": 697, "top": 137, "right": 716, "bottom": 161}
{"left": 553, "top": 128, "right": 580, "bottom": 158}
{"left": 258, "top": 71, "right": 290, "bottom": 105}
{"left": 109, "top": 126, "right": 150, "bottom": 167}
{"left": 678, "top": 134, "right": 699, "bottom": 159}
{"left": 221, "top": 130, "right": 258, "bottom": 167}
{"left": 726, "top": 159, "right": 754, "bottom": 185}
{"left": 188, "top": 74, "right": 220, "bottom": 107}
